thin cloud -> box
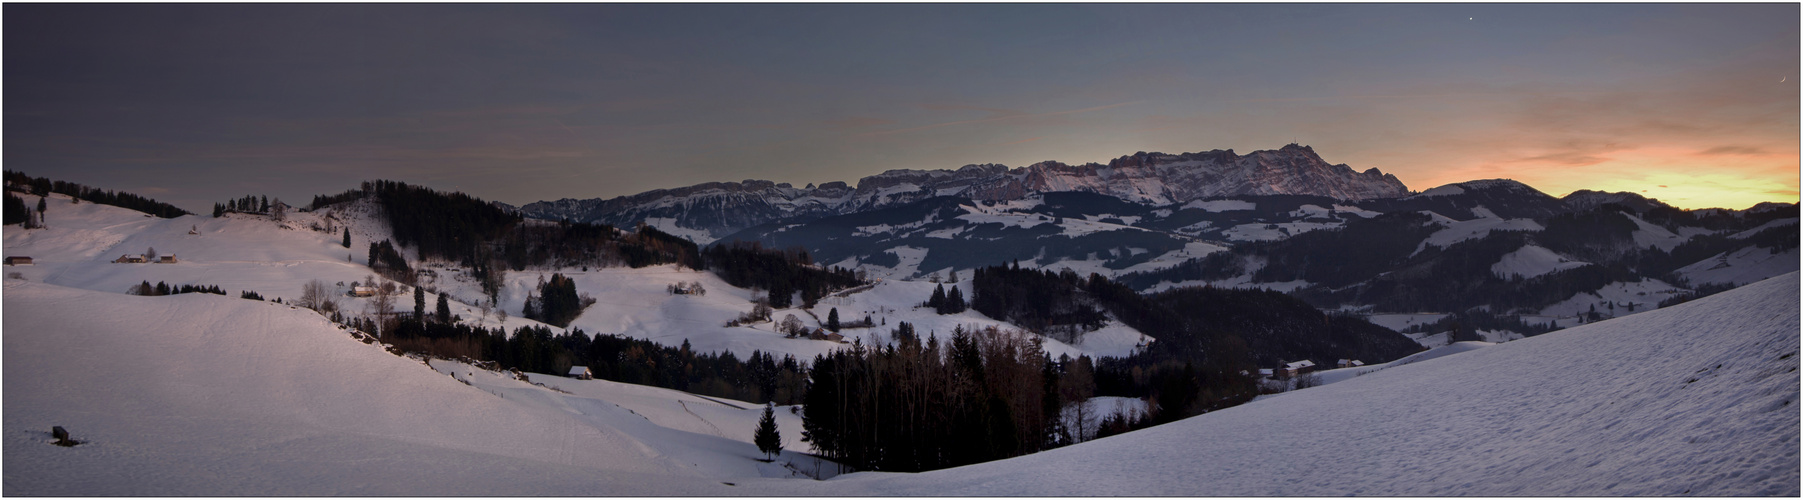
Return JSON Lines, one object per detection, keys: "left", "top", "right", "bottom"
{"left": 1698, "top": 145, "right": 1768, "bottom": 156}
{"left": 1516, "top": 152, "right": 1611, "bottom": 166}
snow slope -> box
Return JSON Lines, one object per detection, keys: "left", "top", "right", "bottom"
{"left": 1676, "top": 246, "right": 1801, "bottom": 286}
{"left": 1537, "top": 279, "right": 1685, "bottom": 320}
{"left": 4, "top": 194, "right": 399, "bottom": 307}
{"left": 1412, "top": 210, "right": 1544, "bottom": 256}
{"left": 1, "top": 280, "right": 749, "bottom": 496}
{"left": 806, "top": 273, "right": 1800, "bottom": 496}
{"left": 802, "top": 278, "right": 1150, "bottom": 359}
{"left": 1491, "top": 244, "right": 1590, "bottom": 280}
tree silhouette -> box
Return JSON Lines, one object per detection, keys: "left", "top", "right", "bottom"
{"left": 755, "top": 402, "right": 782, "bottom": 461}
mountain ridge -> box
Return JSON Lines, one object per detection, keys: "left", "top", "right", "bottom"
{"left": 522, "top": 144, "right": 1410, "bottom": 243}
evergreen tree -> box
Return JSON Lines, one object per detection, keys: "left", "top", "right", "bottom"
{"left": 768, "top": 280, "right": 793, "bottom": 309}
{"left": 928, "top": 284, "right": 946, "bottom": 310}
{"left": 414, "top": 286, "right": 426, "bottom": 323}
{"left": 342, "top": 228, "right": 351, "bottom": 248}
{"left": 4, "top": 193, "right": 25, "bottom": 225}
{"left": 946, "top": 286, "right": 965, "bottom": 314}
{"left": 436, "top": 293, "right": 452, "bottom": 324}
{"left": 754, "top": 402, "right": 782, "bottom": 461}
{"left": 827, "top": 307, "right": 841, "bottom": 332}
{"left": 36, "top": 197, "right": 46, "bottom": 213}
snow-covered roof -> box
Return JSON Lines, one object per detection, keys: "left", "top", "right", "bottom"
{"left": 1284, "top": 360, "right": 1315, "bottom": 369}
{"left": 568, "top": 366, "right": 590, "bottom": 375}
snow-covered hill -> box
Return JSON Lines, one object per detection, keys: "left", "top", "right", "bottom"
{"left": 806, "top": 272, "right": 1801, "bottom": 496}
{"left": 1, "top": 280, "right": 754, "bottom": 496}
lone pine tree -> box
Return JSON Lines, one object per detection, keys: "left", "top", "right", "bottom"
{"left": 755, "top": 402, "right": 782, "bottom": 461}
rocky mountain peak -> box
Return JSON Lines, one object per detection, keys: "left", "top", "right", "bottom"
{"left": 522, "top": 144, "right": 1412, "bottom": 242}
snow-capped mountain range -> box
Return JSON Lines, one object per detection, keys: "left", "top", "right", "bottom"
{"left": 522, "top": 144, "right": 1408, "bottom": 244}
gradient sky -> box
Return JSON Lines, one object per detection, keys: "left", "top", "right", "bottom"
{"left": 6, "top": 3, "right": 1798, "bottom": 212}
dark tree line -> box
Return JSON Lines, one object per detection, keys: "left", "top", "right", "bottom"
{"left": 1245, "top": 211, "right": 1442, "bottom": 288}
{"left": 5, "top": 192, "right": 26, "bottom": 225}
{"left": 310, "top": 182, "right": 703, "bottom": 293}
{"left": 128, "top": 281, "right": 227, "bottom": 296}
{"left": 367, "top": 239, "right": 415, "bottom": 284}
{"left": 969, "top": 262, "right": 1106, "bottom": 333}
{"left": 972, "top": 261, "right": 1416, "bottom": 379}
{"left": 363, "top": 180, "right": 521, "bottom": 264}
{"left": 381, "top": 318, "right": 808, "bottom": 405}
{"left": 704, "top": 241, "right": 861, "bottom": 308}
{"left": 212, "top": 195, "right": 271, "bottom": 217}
{"left": 620, "top": 223, "right": 705, "bottom": 270}
{"left": 802, "top": 326, "right": 1061, "bottom": 472}
{"left": 522, "top": 273, "right": 591, "bottom": 328}
{"left": 801, "top": 314, "right": 1289, "bottom": 473}
{"left": 1400, "top": 310, "right": 1558, "bottom": 337}
{"left": 4, "top": 170, "right": 191, "bottom": 218}
{"left": 924, "top": 284, "right": 966, "bottom": 314}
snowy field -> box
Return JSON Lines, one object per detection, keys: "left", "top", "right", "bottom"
{"left": 1365, "top": 312, "right": 1451, "bottom": 332}
{"left": 2, "top": 281, "right": 747, "bottom": 496}
{"left": 1491, "top": 244, "right": 1590, "bottom": 280}
{"left": 1412, "top": 209, "right": 1544, "bottom": 256}
{"left": 1537, "top": 279, "right": 1686, "bottom": 320}
{"left": 1677, "top": 245, "right": 1801, "bottom": 286}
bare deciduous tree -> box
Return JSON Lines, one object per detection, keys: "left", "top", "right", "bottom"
{"left": 780, "top": 314, "right": 805, "bottom": 337}
{"left": 300, "top": 279, "right": 330, "bottom": 311}
{"left": 369, "top": 280, "right": 397, "bottom": 333}
{"left": 1292, "top": 371, "right": 1322, "bottom": 390}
